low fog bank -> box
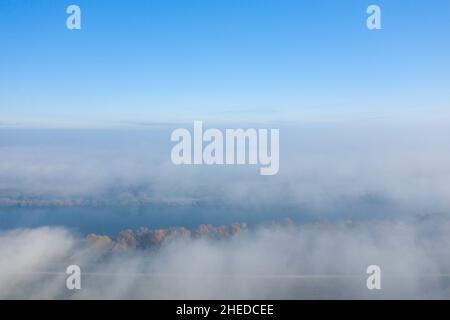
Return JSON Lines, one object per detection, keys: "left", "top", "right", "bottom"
{"left": 2, "top": 217, "right": 450, "bottom": 299}
{"left": 1, "top": 124, "right": 450, "bottom": 218}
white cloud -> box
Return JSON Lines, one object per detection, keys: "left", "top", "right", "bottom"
{"left": 1, "top": 218, "right": 450, "bottom": 299}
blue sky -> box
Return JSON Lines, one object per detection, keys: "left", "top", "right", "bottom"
{"left": 1, "top": 0, "right": 449, "bottom": 126}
